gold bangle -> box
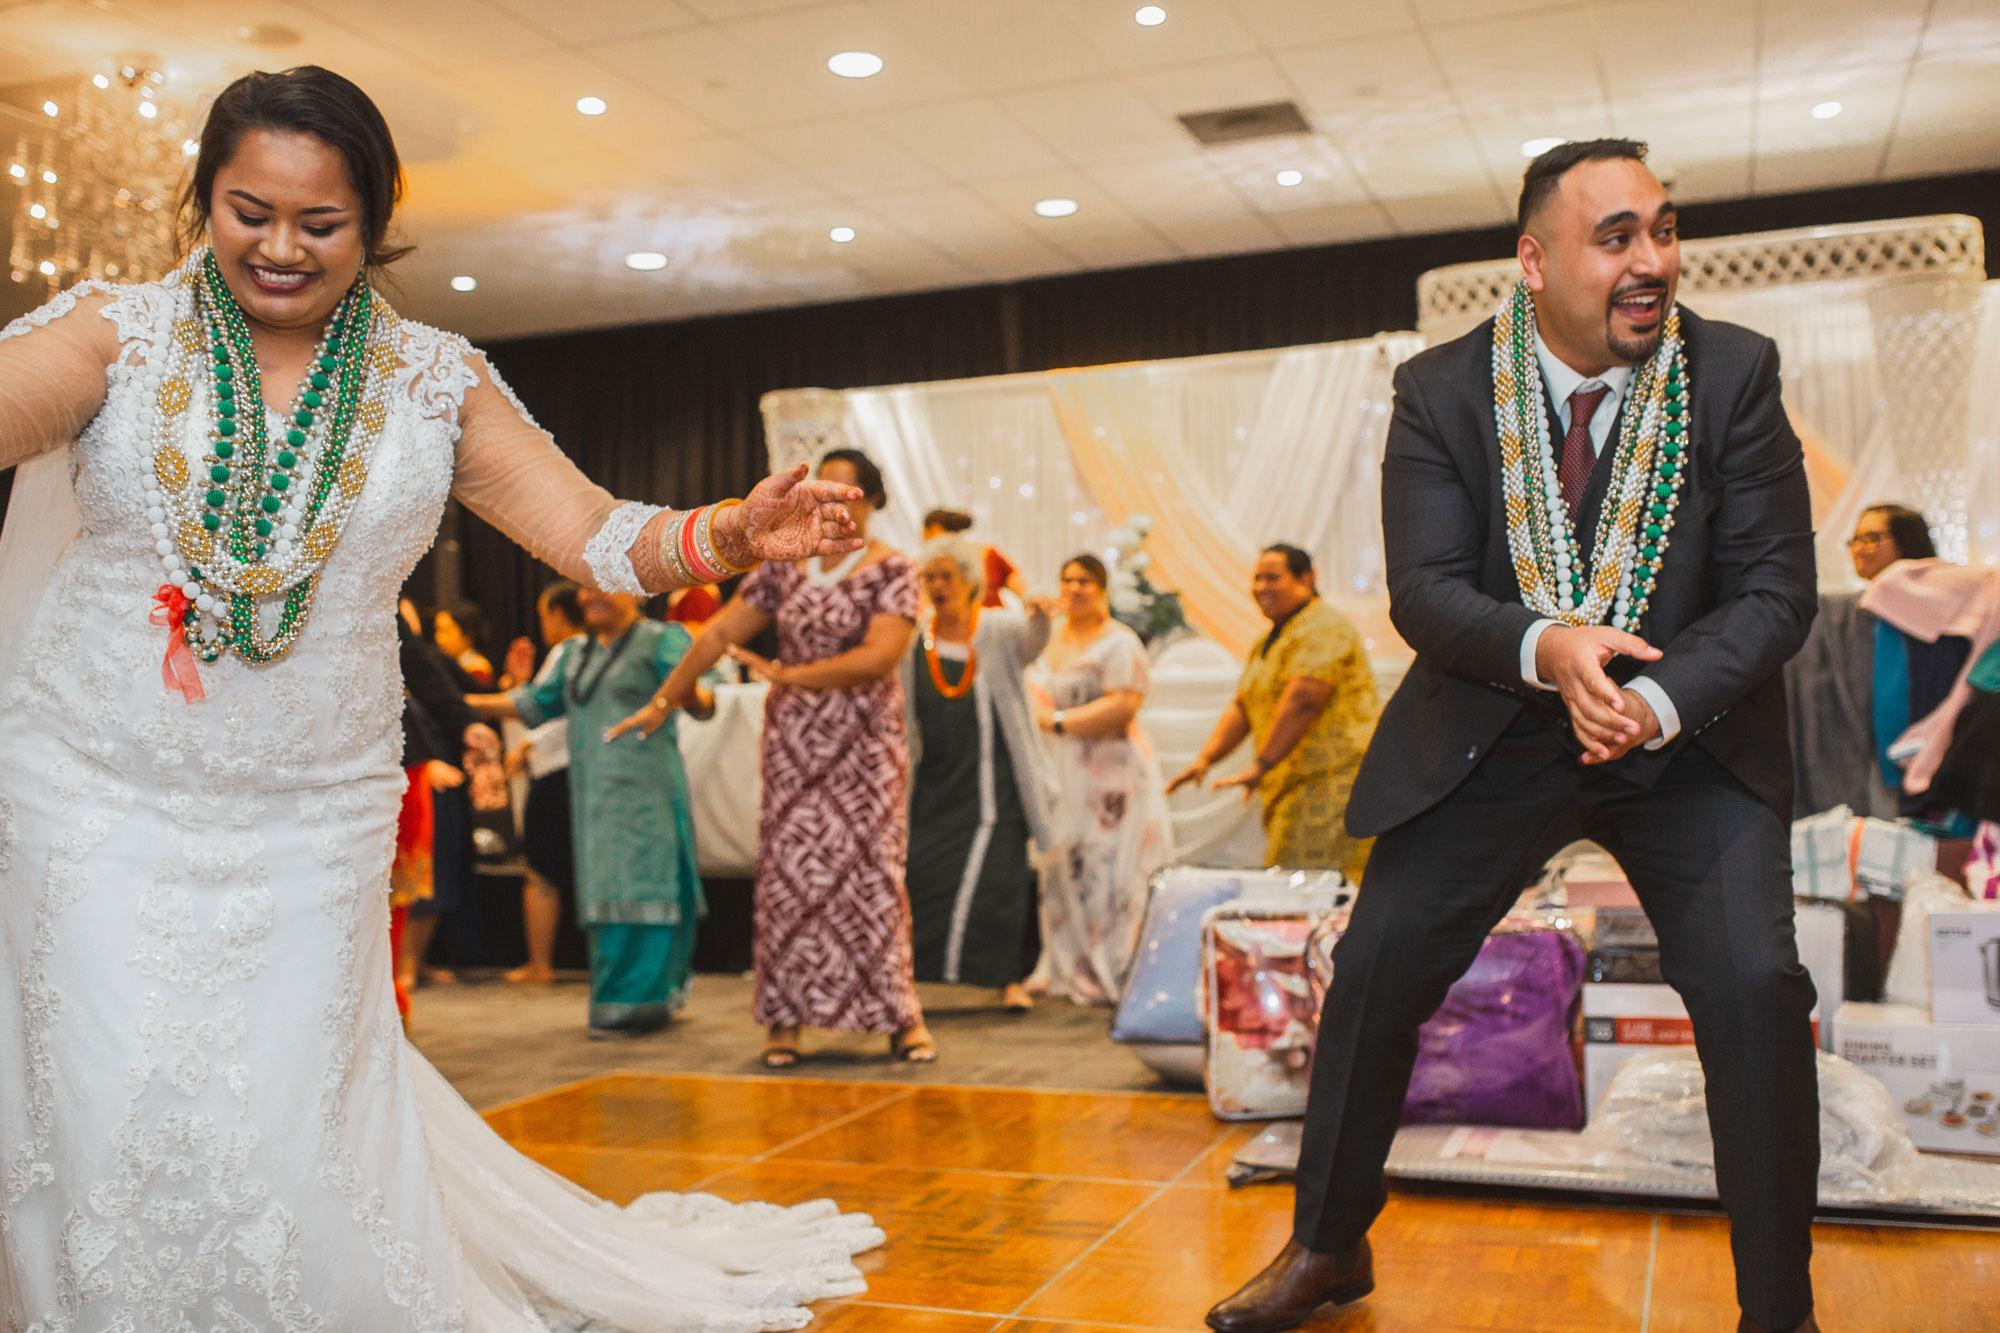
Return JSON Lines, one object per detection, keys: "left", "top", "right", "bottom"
{"left": 709, "top": 498, "right": 761, "bottom": 574}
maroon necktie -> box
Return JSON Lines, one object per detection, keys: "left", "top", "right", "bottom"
{"left": 1558, "top": 385, "right": 1610, "bottom": 522}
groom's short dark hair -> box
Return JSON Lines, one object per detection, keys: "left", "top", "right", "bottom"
{"left": 1518, "top": 139, "right": 1649, "bottom": 235}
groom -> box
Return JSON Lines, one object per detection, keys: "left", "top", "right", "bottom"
{"left": 1207, "top": 141, "right": 1822, "bottom": 1333}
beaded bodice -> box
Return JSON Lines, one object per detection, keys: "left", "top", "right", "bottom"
{"left": 0, "top": 268, "right": 477, "bottom": 795}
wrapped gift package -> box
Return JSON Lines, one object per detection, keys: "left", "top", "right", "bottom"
{"left": 1303, "top": 916, "right": 1587, "bottom": 1130}
{"left": 1833, "top": 1004, "right": 2000, "bottom": 1156}
{"left": 1587, "top": 907, "right": 1663, "bottom": 983}
{"left": 1117, "top": 867, "right": 1349, "bottom": 1085}
{"left": 1793, "top": 805, "right": 1858, "bottom": 900}
{"left": 1202, "top": 905, "right": 1332, "bottom": 1119}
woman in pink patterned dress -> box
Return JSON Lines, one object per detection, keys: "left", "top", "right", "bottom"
{"left": 623, "top": 450, "right": 935, "bottom": 1067}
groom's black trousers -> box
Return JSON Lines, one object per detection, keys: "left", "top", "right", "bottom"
{"left": 1292, "top": 714, "right": 1820, "bottom": 1330}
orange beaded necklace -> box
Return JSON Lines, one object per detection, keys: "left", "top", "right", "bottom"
{"left": 922, "top": 604, "right": 980, "bottom": 701}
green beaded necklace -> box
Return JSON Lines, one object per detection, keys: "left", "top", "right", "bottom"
{"left": 1492, "top": 282, "right": 1690, "bottom": 632}
{"left": 148, "top": 251, "right": 388, "bottom": 668}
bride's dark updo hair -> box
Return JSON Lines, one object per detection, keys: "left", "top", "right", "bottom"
{"left": 179, "top": 66, "right": 411, "bottom": 269}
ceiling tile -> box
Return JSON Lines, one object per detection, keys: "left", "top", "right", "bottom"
{"left": 1752, "top": 142, "right": 1888, "bottom": 196}
{"left": 1591, "top": 0, "right": 1757, "bottom": 103}
{"left": 1128, "top": 53, "right": 1295, "bottom": 121}
{"left": 1060, "top": 0, "right": 1264, "bottom": 71}
{"left": 1083, "top": 149, "right": 1292, "bottom": 254}
{"left": 1609, "top": 93, "right": 1755, "bottom": 202}
{"left": 1758, "top": 0, "right": 1927, "bottom": 79}
{"left": 1426, "top": 12, "right": 1605, "bottom": 116}
{"left": 866, "top": 0, "right": 1116, "bottom": 93}
{"left": 1221, "top": 0, "right": 1419, "bottom": 49}
{"left": 1266, "top": 198, "right": 1399, "bottom": 248}
{"left": 1921, "top": 0, "right": 2000, "bottom": 58}
{"left": 1410, "top": 0, "right": 1580, "bottom": 24}
{"left": 482, "top": 0, "right": 701, "bottom": 44}
{"left": 863, "top": 99, "right": 1066, "bottom": 182}
{"left": 962, "top": 170, "right": 1180, "bottom": 267}
{"left": 1379, "top": 187, "right": 1511, "bottom": 236}
{"left": 999, "top": 80, "right": 1194, "bottom": 167}
{"left": 1278, "top": 34, "right": 1455, "bottom": 134}
{"left": 1199, "top": 135, "right": 1373, "bottom": 206}
{"left": 286, "top": 0, "right": 552, "bottom": 71}
{"left": 864, "top": 183, "right": 1067, "bottom": 269}
{"left": 1339, "top": 121, "right": 1499, "bottom": 202}
{"left": 1753, "top": 64, "right": 1906, "bottom": 158}
{"left": 744, "top": 118, "right": 951, "bottom": 196}
{"left": 1879, "top": 52, "right": 2000, "bottom": 178}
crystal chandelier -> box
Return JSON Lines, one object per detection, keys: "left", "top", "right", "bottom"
{"left": 6, "top": 66, "right": 194, "bottom": 300}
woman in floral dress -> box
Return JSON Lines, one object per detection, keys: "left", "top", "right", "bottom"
{"left": 1027, "top": 555, "right": 1173, "bottom": 1004}
{"left": 619, "top": 450, "right": 936, "bottom": 1066}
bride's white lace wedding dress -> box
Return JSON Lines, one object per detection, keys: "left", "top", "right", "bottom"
{"left": 0, "top": 262, "right": 881, "bottom": 1330}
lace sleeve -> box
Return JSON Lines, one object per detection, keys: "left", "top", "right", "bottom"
{"left": 450, "top": 349, "right": 678, "bottom": 592}
{"left": 0, "top": 284, "right": 122, "bottom": 470}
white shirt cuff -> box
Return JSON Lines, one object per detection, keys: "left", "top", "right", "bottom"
{"left": 1521, "top": 619, "right": 1558, "bottom": 689}
{"left": 1628, "top": 675, "right": 1681, "bottom": 749}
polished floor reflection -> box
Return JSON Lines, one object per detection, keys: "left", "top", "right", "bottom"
{"left": 484, "top": 1073, "right": 1996, "bottom": 1333}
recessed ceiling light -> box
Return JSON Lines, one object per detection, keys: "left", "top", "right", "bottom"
{"left": 1136, "top": 5, "right": 1167, "bottom": 24}
{"left": 450, "top": 276, "right": 477, "bottom": 292}
{"left": 827, "top": 51, "right": 883, "bottom": 79}
{"left": 829, "top": 226, "right": 856, "bottom": 243}
{"left": 28, "top": 204, "right": 45, "bottom": 219}
{"left": 91, "top": 74, "right": 109, "bottom": 89}
{"left": 182, "top": 139, "right": 199, "bottom": 157}
{"left": 1034, "top": 197, "right": 1079, "bottom": 218}
{"left": 7, "top": 164, "right": 22, "bottom": 179}
{"left": 138, "top": 102, "right": 157, "bottom": 119}
{"left": 41, "top": 101, "right": 58, "bottom": 117}
{"left": 1812, "top": 101, "right": 1843, "bottom": 120}
{"left": 625, "top": 251, "right": 668, "bottom": 271}
{"left": 1275, "top": 169, "right": 1304, "bottom": 187}
{"left": 1520, "top": 136, "right": 1563, "bottom": 158}
{"left": 39, "top": 261, "right": 55, "bottom": 276}
{"left": 42, "top": 170, "right": 57, "bottom": 184}
{"left": 576, "top": 96, "right": 607, "bottom": 116}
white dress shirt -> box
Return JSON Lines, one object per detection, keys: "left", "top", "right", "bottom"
{"left": 1516, "top": 332, "right": 1682, "bottom": 748}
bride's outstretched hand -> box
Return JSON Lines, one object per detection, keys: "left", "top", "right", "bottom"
{"left": 713, "top": 463, "right": 863, "bottom": 567}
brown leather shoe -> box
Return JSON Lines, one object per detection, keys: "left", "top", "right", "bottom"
{"left": 1205, "top": 1237, "right": 1374, "bottom": 1333}
{"left": 1738, "top": 1314, "right": 1819, "bottom": 1332}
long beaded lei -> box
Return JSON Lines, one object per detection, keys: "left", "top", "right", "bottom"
{"left": 1492, "top": 282, "right": 1690, "bottom": 632}
{"left": 144, "top": 249, "right": 398, "bottom": 688}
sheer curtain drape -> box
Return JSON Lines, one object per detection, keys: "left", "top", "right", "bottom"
{"left": 764, "top": 334, "right": 1421, "bottom": 659}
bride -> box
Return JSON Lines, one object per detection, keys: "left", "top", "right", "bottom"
{"left": 0, "top": 66, "right": 882, "bottom": 1329}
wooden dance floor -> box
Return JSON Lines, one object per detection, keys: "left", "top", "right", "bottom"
{"left": 482, "top": 1072, "right": 1994, "bottom": 1333}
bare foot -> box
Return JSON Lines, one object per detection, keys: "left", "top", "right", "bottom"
{"left": 419, "top": 965, "right": 458, "bottom": 987}
{"left": 504, "top": 964, "right": 556, "bottom": 984}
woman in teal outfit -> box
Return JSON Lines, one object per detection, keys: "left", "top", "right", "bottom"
{"left": 474, "top": 587, "right": 711, "bottom": 1035}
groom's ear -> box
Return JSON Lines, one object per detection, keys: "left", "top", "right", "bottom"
{"left": 1517, "top": 231, "right": 1550, "bottom": 294}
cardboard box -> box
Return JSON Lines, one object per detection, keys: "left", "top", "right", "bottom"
{"left": 1929, "top": 910, "right": 2000, "bottom": 1026}
{"left": 1832, "top": 1003, "right": 2000, "bottom": 1156}
{"left": 1582, "top": 983, "right": 1692, "bottom": 1117}
{"left": 1583, "top": 974, "right": 1830, "bottom": 1118}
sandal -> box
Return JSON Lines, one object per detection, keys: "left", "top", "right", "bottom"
{"left": 890, "top": 1025, "right": 938, "bottom": 1063}
{"left": 762, "top": 1027, "right": 802, "bottom": 1069}
{"left": 1001, "top": 983, "right": 1034, "bottom": 1013}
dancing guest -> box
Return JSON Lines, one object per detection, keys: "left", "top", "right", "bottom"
{"left": 501, "top": 579, "right": 586, "bottom": 985}
{"left": 1167, "top": 544, "right": 1381, "bottom": 880}
{"left": 614, "top": 448, "right": 935, "bottom": 1066}
{"left": 470, "top": 589, "right": 709, "bottom": 1035}
{"left": 924, "top": 507, "right": 1028, "bottom": 608}
{"left": 1211, "top": 140, "right": 1825, "bottom": 1333}
{"left": 0, "top": 65, "right": 881, "bottom": 1324}
{"left": 901, "top": 534, "right": 1063, "bottom": 1011}
{"left": 1027, "top": 554, "right": 1171, "bottom": 1005}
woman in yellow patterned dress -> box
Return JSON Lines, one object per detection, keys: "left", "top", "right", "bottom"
{"left": 1168, "top": 544, "right": 1381, "bottom": 880}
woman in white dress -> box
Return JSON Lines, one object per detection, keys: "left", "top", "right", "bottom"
{"left": 1026, "top": 554, "right": 1172, "bottom": 1005}
{"left": 0, "top": 66, "right": 881, "bottom": 1330}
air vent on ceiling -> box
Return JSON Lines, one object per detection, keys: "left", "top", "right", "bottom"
{"left": 1177, "top": 100, "right": 1312, "bottom": 146}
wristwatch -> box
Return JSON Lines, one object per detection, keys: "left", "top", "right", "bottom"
{"left": 1051, "top": 709, "right": 1067, "bottom": 736}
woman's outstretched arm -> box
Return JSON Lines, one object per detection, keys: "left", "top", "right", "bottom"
{"left": 0, "top": 290, "right": 119, "bottom": 471}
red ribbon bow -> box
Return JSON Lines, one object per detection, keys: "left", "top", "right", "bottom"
{"left": 151, "top": 585, "right": 205, "bottom": 703}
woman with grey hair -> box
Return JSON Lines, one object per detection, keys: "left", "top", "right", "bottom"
{"left": 901, "top": 535, "right": 1063, "bottom": 1010}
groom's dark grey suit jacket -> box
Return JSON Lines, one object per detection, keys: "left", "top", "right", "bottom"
{"left": 1346, "top": 306, "right": 1818, "bottom": 839}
